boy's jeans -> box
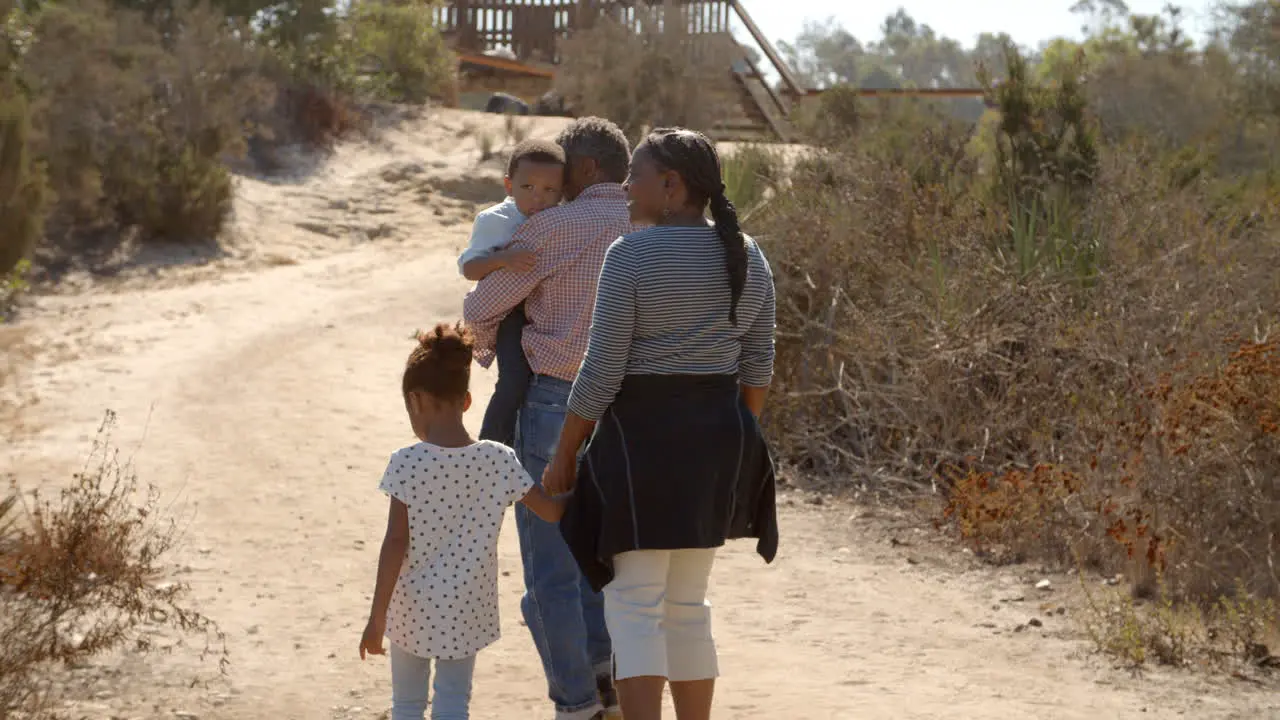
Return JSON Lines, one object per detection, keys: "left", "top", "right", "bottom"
{"left": 390, "top": 644, "right": 475, "bottom": 720}
{"left": 478, "top": 303, "right": 532, "bottom": 446}
{"left": 515, "top": 375, "right": 612, "bottom": 719}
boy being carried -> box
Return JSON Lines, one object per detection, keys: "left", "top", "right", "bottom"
{"left": 457, "top": 139, "right": 566, "bottom": 446}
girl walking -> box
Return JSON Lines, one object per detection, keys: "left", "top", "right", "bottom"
{"left": 358, "top": 322, "right": 564, "bottom": 720}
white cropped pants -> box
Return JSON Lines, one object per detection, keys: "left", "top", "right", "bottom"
{"left": 603, "top": 548, "right": 719, "bottom": 682}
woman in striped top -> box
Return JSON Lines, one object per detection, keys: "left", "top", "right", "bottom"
{"left": 542, "top": 128, "right": 778, "bottom": 720}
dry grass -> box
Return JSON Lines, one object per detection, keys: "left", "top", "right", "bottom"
{"left": 1079, "top": 576, "right": 1280, "bottom": 672}
{"left": 750, "top": 40, "right": 1280, "bottom": 669}
{"left": 476, "top": 130, "right": 497, "bottom": 163}
{"left": 0, "top": 412, "right": 225, "bottom": 717}
{"left": 505, "top": 113, "right": 532, "bottom": 145}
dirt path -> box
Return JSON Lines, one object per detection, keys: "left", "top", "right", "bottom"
{"left": 3, "top": 109, "right": 1277, "bottom": 720}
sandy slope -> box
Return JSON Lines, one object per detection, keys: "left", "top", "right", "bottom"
{"left": 2, "top": 108, "right": 1277, "bottom": 720}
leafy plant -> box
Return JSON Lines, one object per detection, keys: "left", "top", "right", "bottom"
{"left": 0, "top": 64, "right": 47, "bottom": 274}
{"left": 346, "top": 1, "right": 455, "bottom": 104}
{"left": 721, "top": 144, "right": 782, "bottom": 217}
{"left": 1, "top": 259, "right": 30, "bottom": 319}
{"left": 981, "top": 42, "right": 1099, "bottom": 278}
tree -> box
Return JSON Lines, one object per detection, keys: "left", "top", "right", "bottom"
{"left": 972, "top": 32, "right": 1017, "bottom": 80}
{"left": 1218, "top": 0, "right": 1280, "bottom": 117}
{"left": 777, "top": 10, "right": 997, "bottom": 91}
{"left": 777, "top": 17, "right": 863, "bottom": 88}
{"left": 1069, "top": 0, "right": 1132, "bottom": 36}
{"left": 872, "top": 9, "right": 974, "bottom": 87}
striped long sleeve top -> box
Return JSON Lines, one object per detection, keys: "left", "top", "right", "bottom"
{"left": 567, "top": 225, "right": 777, "bottom": 422}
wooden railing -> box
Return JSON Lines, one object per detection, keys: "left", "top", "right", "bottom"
{"left": 434, "top": 0, "right": 735, "bottom": 64}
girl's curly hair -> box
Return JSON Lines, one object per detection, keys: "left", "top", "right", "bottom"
{"left": 403, "top": 322, "right": 474, "bottom": 401}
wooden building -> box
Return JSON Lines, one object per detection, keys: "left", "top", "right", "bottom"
{"left": 433, "top": 0, "right": 807, "bottom": 141}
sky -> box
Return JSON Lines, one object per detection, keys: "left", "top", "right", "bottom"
{"left": 737, "top": 0, "right": 1219, "bottom": 53}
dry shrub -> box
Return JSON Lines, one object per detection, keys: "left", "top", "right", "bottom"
{"left": 253, "top": 2, "right": 453, "bottom": 154}
{"left": 475, "top": 130, "right": 496, "bottom": 162}
{"left": 753, "top": 39, "right": 1280, "bottom": 666}
{"left": 555, "top": 0, "right": 737, "bottom": 142}
{"left": 505, "top": 113, "right": 531, "bottom": 145}
{"left": 1104, "top": 339, "right": 1279, "bottom": 600}
{"left": 0, "top": 411, "right": 225, "bottom": 717}
{"left": 268, "top": 81, "right": 359, "bottom": 150}
{"left": 1089, "top": 52, "right": 1228, "bottom": 147}
{"left": 754, "top": 108, "right": 1015, "bottom": 483}
{"left": 1088, "top": 46, "right": 1279, "bottom": 182}
{"left": 945, "top": 335, "right": 1280, "bottom": 594}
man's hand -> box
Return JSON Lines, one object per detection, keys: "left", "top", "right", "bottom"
{"left": 496, "top": 248, "right": 537, "bottom": 273}
{"left": 359, "top": 616, "right": 387, "bottom": 660}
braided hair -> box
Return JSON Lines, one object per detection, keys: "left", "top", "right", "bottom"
{"left": 639, "top": 128, "right": 748, "bottom": 325}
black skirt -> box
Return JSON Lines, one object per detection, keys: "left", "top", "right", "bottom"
{"left": 560, "top": 374, "right": 779, "bottom": 593}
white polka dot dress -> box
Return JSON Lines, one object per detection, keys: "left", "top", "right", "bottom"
{"left": 378, "top": 440, "right": 534, "bottom": 660}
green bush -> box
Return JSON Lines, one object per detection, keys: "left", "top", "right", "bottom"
{"left": 113, "top": 143, "right": 234, "bottom": 241}
{"left": 347, "top": 2, "right": 455, "bottom": 104}
{"left": 1, "top": 259, "right": 30, "bottom": 319}
{"left": 800, "top": 84, "right": 860, "bottom": 146}
{"left": 21, "top": 0, "right": 157, "bottom": 232}
{"left": 982, "top": 43, "right": 1097, "bottom": 209}
{"left": 21, "top": 0, "right": 266, "bottom": 244}
{"left": 979, "top": 43, "right": 1099, "bottom": 280}
{"left": 0, "top": 77, "right": 48, "bottom": 274}
{"left": 721, "top": 144, "right": 783, "bottom": 216}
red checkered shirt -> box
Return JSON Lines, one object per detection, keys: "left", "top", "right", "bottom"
{"left": 462, "top": 183, "right": 636, "bottom": 381}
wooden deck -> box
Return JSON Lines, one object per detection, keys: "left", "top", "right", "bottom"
{"left": 434, "top": 1, "right": 738, "bottom": 64}
{"left": 436, "top": 0, "right": 799, "bottom": 141}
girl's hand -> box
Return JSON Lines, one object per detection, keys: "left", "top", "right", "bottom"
{"left": 359, "top": 616, "right": 387, "bottom": 660}
{"left": 542, "top": 453, "right": 576, "bottom": 496}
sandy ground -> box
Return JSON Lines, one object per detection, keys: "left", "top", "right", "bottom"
{"left": 2, "top": 108, "right": 1278, "bottom": 720}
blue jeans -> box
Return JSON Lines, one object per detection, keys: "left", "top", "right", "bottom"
{"left": 515, "top": 375, "right": 612, "bottom": 717}
{"left": 389, "top": 644, "right": 475, "bottom": 720}
{"left": 478, "top": 303, "right": 531, "bottom": 446}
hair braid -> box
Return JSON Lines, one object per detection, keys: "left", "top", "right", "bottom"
{"left": 641, "top": 128, "right": 748, "bottom": 324}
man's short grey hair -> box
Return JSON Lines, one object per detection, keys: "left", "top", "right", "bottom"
{"left": 555, "top": 117, "right": 631, "bottom": 184}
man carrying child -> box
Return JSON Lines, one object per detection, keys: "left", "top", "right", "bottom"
{"left": 461, "top": 117, "right": 635, "bottom": 720}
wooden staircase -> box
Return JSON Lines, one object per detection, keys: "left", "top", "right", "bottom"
{"left": 711, "top": 38, "right": 797, "bottom": 142}
{"left": 713, "top": 0, "right": 807, "bottom": 142}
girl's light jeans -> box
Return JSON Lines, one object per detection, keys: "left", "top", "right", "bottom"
{"left": 390, "top": 644, "right": 476, "bottom": 720}
{"left": 603, "top": 548, "right": 719, "bottom": 682}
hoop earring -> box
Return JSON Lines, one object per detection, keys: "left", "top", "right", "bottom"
{"left": 661, "top": 205, "right": 672, "bottom": 222}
